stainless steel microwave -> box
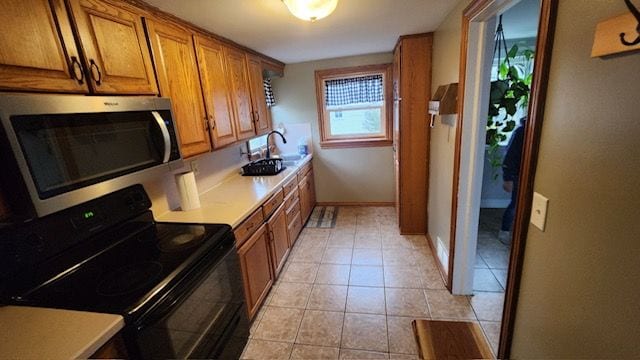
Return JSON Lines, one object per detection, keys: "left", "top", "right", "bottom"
{"left": 0, "top": 94, "right": 182, "bottom": 220}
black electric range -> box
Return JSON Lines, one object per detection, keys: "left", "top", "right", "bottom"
{"left": 0, "top": 185, "right": 248, "bottom": 359}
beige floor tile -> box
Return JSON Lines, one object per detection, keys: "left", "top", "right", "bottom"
{"left": 470, "top": 291, "right": 505, "bottom": 322}
{"left": 480, "top": 321, "right": 501, "bottom": 357}
{"left": 340, "top": 349, "right": 389, "bottom": 359}
{"left": 349, "top": 265, "right": 384, "bottom": 287}
{"left": 386, "top": 316, "right": 418, "bottom": 355}
{"left": 388, "top": 353, "right": 419, "bottom": 359}
{"left": 291, "top": 344, "right": 340, "bottom": 359}
{"left": 492, "top": 269, "right": 508, "bottom": 288}
{"left": 269, "top": 282, "right": 313, "bottom": 309}
{"left": 241, "top": 339, "right": 293, "bottom": 359}
{"left": 385, "top": 288, "right": 429, "bottom": 317}
{"left": 301, "top": 228, "right": 332, "bottom": 239}
{"left": 322, "top": 247, "right": 354, "bottom": 264}
{"left": 407, "top": 235, "right": 429, "bottom": 248}
{"left": 346, "top": 286, "right": 386, "bottom": 314}
{"left": 249, "top": 304, "right": 268, "bottom": 337}
{"left": 307, "top": 284, "right": 348, "bottom": 311}
{"left": 475, "top": 253, "right": 489, "bottom": 269}
{"left": 417, "top": 266, "right": 446, "bottom": 290}
{"left": 352, "top": 248, "right": 383, "bottom": 266}
{"left": 341, "top": 313, "right": 389, "bottom": 352}
{"left": 297, "top": 235, "right": 329, "bottom": 248}
{"left": 382, "top": 248, "right": 417, "bottom": 266}
{"left": 328, "top": 232, "right": 355, "bottom": 248}
{"left": 282, "top": 262, "right": 319, "bottom": 283}
{"left": 296, "top": 310, "right": 344, "bottom": 347}
{"left": 315, "top": 264, "right": 351, "bottom": 285}
{"left": 253, "top": 307, "right": 304, "bottom": 342}
{"left": 381, "top": 235, "right": 413, "bottom": 249}
{"left": 473, "top": 268, "right": 503, "bottom": 292}
{"left": 384, "top": 266, "right": 423, "bottom": 288}
{"left": 354, "top": 236, "right": 383, "bottom": 249}
{"left": 291, "top": 246, "right": 325, "bottom": 263}
{"left": 425, "top": 290, "right": 475, "bottom": 320}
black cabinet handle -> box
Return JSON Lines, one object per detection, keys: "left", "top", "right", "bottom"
{"left": 69, "top": 56, "right": 84, "bottom": 85}
{"left": 89, "top": 59, "right": 102, "bottom": 86}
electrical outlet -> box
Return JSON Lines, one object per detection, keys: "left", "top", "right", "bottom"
{"left": 530, "top": 192, "right": 549, "bottom": 231}
{"left": 190, "top": 160, "right": 199, "bottom": 175}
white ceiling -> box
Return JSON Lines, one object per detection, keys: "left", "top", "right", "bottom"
{"left": 143, "top": 0, "right": 460, "bottom": 64}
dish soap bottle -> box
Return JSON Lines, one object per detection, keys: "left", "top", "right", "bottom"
{"left": 297, "top": 137, "right": 308, "bottom": 156}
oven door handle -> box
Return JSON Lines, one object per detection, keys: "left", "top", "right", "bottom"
{"left": 151, "top": 111, "right": 171, "bottom": 163}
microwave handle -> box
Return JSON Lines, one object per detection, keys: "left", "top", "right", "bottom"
{"left": 151, "top": 111, "right": 171, "bottom": 163}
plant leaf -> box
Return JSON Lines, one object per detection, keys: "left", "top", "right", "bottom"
{"left": 507, "top": 44, "right": 519, "bottom": 59}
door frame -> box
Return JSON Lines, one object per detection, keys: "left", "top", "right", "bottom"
{"left": 447, "top": 0, "right": 559, "bottom": 358}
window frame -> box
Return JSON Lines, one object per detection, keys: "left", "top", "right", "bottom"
{"left": 314, "top": 64, "right": 393, "bottom": 149}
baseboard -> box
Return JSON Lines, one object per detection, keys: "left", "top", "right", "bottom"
{"left": 426, "top": 234, "right": 450, "bottom": 288}
{"left": 316, "top": 202, "right": 395, "bottom": 207}
{"left": 480, "top": 199, "right": 510, "bottom": 208}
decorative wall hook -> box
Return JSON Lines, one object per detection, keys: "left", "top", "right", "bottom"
{"left": 620, "top": 0, "right": 640, "bottom": 46}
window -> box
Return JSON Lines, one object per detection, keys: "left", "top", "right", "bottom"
{"left": 315, "top": 64, "right": 392, "bottom": 148}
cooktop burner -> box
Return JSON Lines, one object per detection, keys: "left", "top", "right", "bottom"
{"left": 97, "top": 261, "right": 164, "bottom": 297}
{"left": 157, "top": 225, "right": 206, "bottom": 253}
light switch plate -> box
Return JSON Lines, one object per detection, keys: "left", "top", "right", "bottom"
{"left": 530, "top": 192, "right": 549, "bottom": 231}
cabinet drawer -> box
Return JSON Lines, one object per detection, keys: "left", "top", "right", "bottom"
{"left": 298, "top": 162, "right": 312, "bottom": 179}
{"left": 286, "top": 196, "right": 301, "bottom": 218}
{"left": 262, "top": 189, "right": 284, "bottom": 219}
{"left": 234, "top": 208, "right": 265, "bottom": 247}
{"left": 283, "top": 187, "right": 299, "bottom": 211}
{"left": 282, "top": 176, "right": 298, "bottom": 197}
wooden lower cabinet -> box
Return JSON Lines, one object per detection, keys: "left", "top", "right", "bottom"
{"left": 237, "top": 224, "right": 273, "bottom": 320}
{"left": 267, "top": 203, "right": 289, "bottom": 277}
{"left": 298, "top": 170, "right": 316, "bottom": 224}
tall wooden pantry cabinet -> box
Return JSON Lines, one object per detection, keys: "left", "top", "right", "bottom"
{"left": 393, "top": 33, "right": 432, "bottom": 234}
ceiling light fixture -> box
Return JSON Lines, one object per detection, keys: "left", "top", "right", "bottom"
{"left": 282, "top": 0, "right": 338, "bottom": 22}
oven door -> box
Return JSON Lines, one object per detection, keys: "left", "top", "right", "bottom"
{"left": 0, "top": 94, "right": 181, "bottom": 218}
{"left": 130, "top": 235, "right": 248, "bottom": 360}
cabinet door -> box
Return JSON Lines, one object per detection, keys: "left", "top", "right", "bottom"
{"left": 194, "top": 35, "right": 238, "bottom": 148}
{"left": 307, "top": 170, "right": 317, "bottom": 211}
{"left": 67, "top": 0, "right": 157, "bottom": 94}
{"left": 224, "top": 47, "right": 255, "bottom": 140}
{"left": 393, "top": 45, "right": 401, "bottom": 223}
{"left": 247, "top": 55, "right": 271, "bottom": 136}
{"left": 146, "top": 19, "right": 211, "bottom": 158}
{"left": 267, "top": 203, "right": 290, "bottom": 278}
{"left": 238, "top": 224, "right": 273, "bottom": 319}
{"left": 0, "top": 0, "right": 87, "bottom": 93}
{"left": 298, "top": 174, "right": 312, "bottom": 223}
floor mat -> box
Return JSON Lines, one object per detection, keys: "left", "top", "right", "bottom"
{"left": 306, "top": 206, "right": 338, "bottom": 228}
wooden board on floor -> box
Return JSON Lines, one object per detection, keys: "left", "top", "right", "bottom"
{"left": 412, "top": 319, "right": 493, "bottom": 359}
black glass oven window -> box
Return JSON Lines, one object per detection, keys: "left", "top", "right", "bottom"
{"left": 11, "top": 112, "right": 166, "bottom": 199}
{"left": 136, "top": 248, "right": 245, "bottom": 359}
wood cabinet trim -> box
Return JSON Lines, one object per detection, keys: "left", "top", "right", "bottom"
{"left": 266, "top": 202, "right": 289, "bottom": 278}
{"left": 262, "top": 188, "right": 284, "bottom": 220}
{"left": 233, "top": 207, "right": 265, "bottom": 248}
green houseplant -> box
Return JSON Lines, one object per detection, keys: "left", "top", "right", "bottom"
{"left": 486, "top": 44, "right": 535, "bottom": 178}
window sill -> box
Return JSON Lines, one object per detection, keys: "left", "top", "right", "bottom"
{"left": 319, "top": 139, "right": 393, "bottom": 149}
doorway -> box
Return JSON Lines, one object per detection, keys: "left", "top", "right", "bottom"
{"left": 446, "top": 0, "right": 557, "bottom": 357}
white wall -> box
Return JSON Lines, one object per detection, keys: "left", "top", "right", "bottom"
{"left": 271, "top": 53, "right": 395, "bottom": 203}
{"left": 511, "top": 0, "right": 640, "bottom": 357}
{"left": 428, "top": 0, "right": 472, "bottom": 269}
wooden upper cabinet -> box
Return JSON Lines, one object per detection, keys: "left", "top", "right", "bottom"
{"left": 194, "top": 35, "right": 238, "bottom": 149}
{"left": 67, "top": 0, "right": 157, "bottom": 94}
{"left": 0, "top": 0, "right": 87, "bottom": 93}
{"left": 247, "top": 55, "right": 271, "bottom": 136}
{"left": 146, "top": 19, "right": 211, "bottom": 158}
{"left": 224, "top": 47, "right": 255, "bottom": 141}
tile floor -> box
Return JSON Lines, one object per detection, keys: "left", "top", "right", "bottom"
{"left": 241, "top": 206, "right": 503, "bottom": 359}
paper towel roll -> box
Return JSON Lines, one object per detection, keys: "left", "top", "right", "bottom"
{"left": 175, "top": 171, "right": 201, "bottom": 211}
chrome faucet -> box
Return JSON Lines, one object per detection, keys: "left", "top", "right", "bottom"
{"left": 265, "top": 130, "right": 287, "bottom": 159}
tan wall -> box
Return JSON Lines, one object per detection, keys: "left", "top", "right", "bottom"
{"left": 428, "top": 0, "right": 472, "bottom": 261}
{"left": 511, "top": 0, "right": 640, "bottom": 357}
{"left": 271, "top": 53, "right": 395, "bottom": 203}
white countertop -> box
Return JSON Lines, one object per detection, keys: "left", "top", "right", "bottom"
{"left": 157, "top": 155, "right": 313, "bottom": 228}
{"left": 0, "top": 306, "right": 124, "bottom": 359}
